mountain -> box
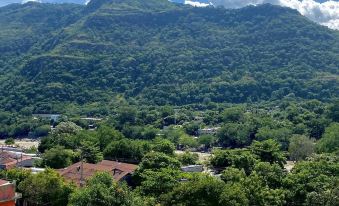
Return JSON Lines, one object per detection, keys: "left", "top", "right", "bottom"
{"left": 0, "top": 0, "right": 338, "bottom": 113}
{"left": 0, "top": 0, "right": 87, "bottom": 7}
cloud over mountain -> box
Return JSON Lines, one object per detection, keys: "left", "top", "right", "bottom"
{"left": 22, "top": 0, "right": 41, "bottom": 3}
{"left": 184, "top": 0, "right": 211, "bottom": 7}
{"left": 0, "top": 0, "right": 338, "bottom": 30}
{"left": 210, "top": 0, "right": 339, "bottom": 30}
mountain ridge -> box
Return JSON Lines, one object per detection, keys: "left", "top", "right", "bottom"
{"left": 0, "top": 1, "right": 338, "bottom": 113}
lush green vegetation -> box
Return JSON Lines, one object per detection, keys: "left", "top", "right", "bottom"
{"left": 1, "top": 140, "right": 338, "bottom": 206}
{"left": 0, "top": 0, "right": 337, "bottom": 116}
{"left": 0, "top": 0, "right": 338, "bottom": 205}
{"left": 0, "top": 98, "right": 336, "bottom": 205}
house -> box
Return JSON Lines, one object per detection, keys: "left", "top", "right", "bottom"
{"left": 0, "top": 179, "right": 21, "bottom": 206}
{"left": 0, "top": 152, "right": 35, "bottom": 170}
{"left": 181, "top": 165, "right": 204, "bottom": 173}
{"left": 80, "top": 117, "right": 103, "bottom": 130}
{"left": 32, "top": 114, "right": 61, "bottom": 122}
{"left": 198, "top": 127, "right": 221, "bottom": 135}
{"left": 58, "top": 160, "right": 138, "bottom": 187}
{"left": 28, "top": 167, "right": 45, "bottom": 174}
{"left": 80, "top": 117, "right": 103, "bottom": 121}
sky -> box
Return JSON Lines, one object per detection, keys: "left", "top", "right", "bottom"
{"left": 0, "top": 0, "right": 338, "bottom": 30}
{"left": 174, "top": 0, "right": 339, "bottom": 30}
{"left": 208, "top": 0, "right": 339, "bottom": 30}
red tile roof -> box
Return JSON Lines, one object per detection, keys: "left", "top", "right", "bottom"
{"left": 0, "top": 179, "right": 9, "bottom": 186}
{"left": 0, "top": 152, "right": 15, "bottom": 164}
{"left": 58, "top": 160, "right": 138, "bottom": 186}
{"left": 0, "top": 152, "right": 32, "bottom": 169}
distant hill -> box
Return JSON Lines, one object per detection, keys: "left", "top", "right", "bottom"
{"left": 0, "top": 0, "right": 87, "bottom": 7}
{"left": 0, "top": 0, "right": 338, "bottom": 113}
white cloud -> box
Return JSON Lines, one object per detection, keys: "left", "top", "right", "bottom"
{"left": 210, "top": 0, "right": 339, "bottom": 30}
{"left": 185, "top": 0, "right": 211, "bottom": 7}
{"left": 22, "top": 0, "right": 42, "bottom": 3}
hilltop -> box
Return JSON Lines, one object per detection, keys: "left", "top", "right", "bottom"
{"left": 0, "top": 0, "right": 338, "bottom": 113}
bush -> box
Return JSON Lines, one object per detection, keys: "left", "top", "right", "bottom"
{"left": 5, "top": 138, "right": 15, "bottom": 145}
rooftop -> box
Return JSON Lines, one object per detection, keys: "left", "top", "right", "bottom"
{"left": 0, "top": 179, "right": 9, "bottom": 186}
{"left": 0, "top": 151, "right": 33, "bottom": 169}
{"left": 58, "top": 160, "right": 138, "bottom": 186}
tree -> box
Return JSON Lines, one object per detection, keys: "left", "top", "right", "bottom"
{"left": 41, "top": 146, "right": 74, "bottom": 169}
{"left": 53, "top": 122, "right": 82, "bottom": 135}
{"left": 18, "top": 169, "right": 74, "bottom": 206}
{"left": 210, "top": 149, "right": 234, "bottom": 168}
{"left": 305, "top": 190, "right": 339, "bottom": 206}
{"left": 160, "top": 106, "right": 174, "bottom": 118}
{"left": 0, "top": 168, "right": 31, "bottom": 193}
{"left": 221, "top": 167, "right": 246, "bottom": 184}
{"left": 327, "top": 100, "right": 339, "bottom": 122}
{"left": 161, "top": 175, "right": 225, "bottom": 206}
{"left": 242, "top": 173, "right": 286, "bottom": 206}
{"left": 142, "top": 126, "right": 159, "bottom": 140}
{"left": 38, "top": 136, "right": 56, "bottom": 153}
{"left": 96, "top": 126, "right": 124, "bottom": 150}
{"left": 217, "top": 123, "right": 252, "bottom": 148}
{"left": 198, "top": 134, "right": 215, "bottom": 149}
{"left": 80, "top": 140, "right": 103, "bottom": 164}
{"left": 306, "top": 117, "right": 329, "bottom": 139}
{"left": 219, "top": 183, "right": 249, "bottom": 206}
{"left": 152, "top": 138, "right": 175, "bottom": 155}
{"left": 138, "top": 152, "right": 181, "bottom": 172}
{"left": 163, "top": 128, "right": 183, "bottom": 144}
{"left": 184, "top": 122, "right": 200, "bottom": 136}
{"left": 283, "top": 154, "right": 338, "bottom": 205}
{"left": 210, "top": 149, "right": 257, "bottom": 174}
{"left": 317, "top": 123, "right": 339, "bottom": 153}
{"left": 256, "top": 127, "right": 293, "bottom": 150}
{"left": 5, "top": 137, "right": 15, "bottom": 145}
{"left": 177, "top": 151, "right": 199, "bottom": 166}
{"left": 138, "top": 168, "right": 180, "bottom": 197}
{"left": 254, "top": 162, "right": 286, "bottom": 188}
{"left": 38, "top": 122, "right": 84, "bottom": 152}
{"left": 117, "top": 106, "right": 137, "bottom": 125}
{"left": 288, "top": 135, "right": 315, "bottom": 161}
{"left": 250, "top": 140, "right": 286, "bottom": 167}
{"left": 69, "top": 172, "right": 139, "bottom": 206}
{"left": 231, "top": 151, "right": 257, "bottom": 175}
{"left": 221, "top": 106, "right": 245, "bottom": 123}
{"left": 104, "top": 139, "right": 151, "bottom": 162}
{"left": 10, "top": 123, "right": 31, "bottom": 137}
{"left": 33, "top": 125, "right": 50, "bottom": 137}
{"left": 179, "top": 135, "right": 199, "bottom": 149}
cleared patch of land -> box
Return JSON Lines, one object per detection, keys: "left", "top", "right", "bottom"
{"left": 0, "top": 139, "right": 40, "bottom": 149}
{"left": 175, "top": 150, "right": 212, "bottom": 163}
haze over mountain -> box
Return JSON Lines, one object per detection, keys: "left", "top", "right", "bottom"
{"left": 0, "top": 0, "right": 338, "bottom": 113}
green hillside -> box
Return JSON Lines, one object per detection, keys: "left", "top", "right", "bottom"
{"left": 0, "top": 0, "right": 338, "bottom": 113}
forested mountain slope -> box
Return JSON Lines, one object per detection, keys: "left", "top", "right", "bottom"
{"left": 0, "top": 0, "right": 338, "bottom": 113}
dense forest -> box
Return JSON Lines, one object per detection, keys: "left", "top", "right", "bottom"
{"left": 0, "top": 0, "right": 338, "bottom": 205}
{"left": 0, "top": 0, "right": 338, "bottom": 114}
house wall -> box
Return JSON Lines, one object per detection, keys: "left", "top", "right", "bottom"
{"left": 0, "top": 200, "right": 15, "bottom": 206}
{"left": 0, "top": 183, "right": 15, "bottom": 206}
{"left": 17, "top": 158, "right": 37, "bottom": 168}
